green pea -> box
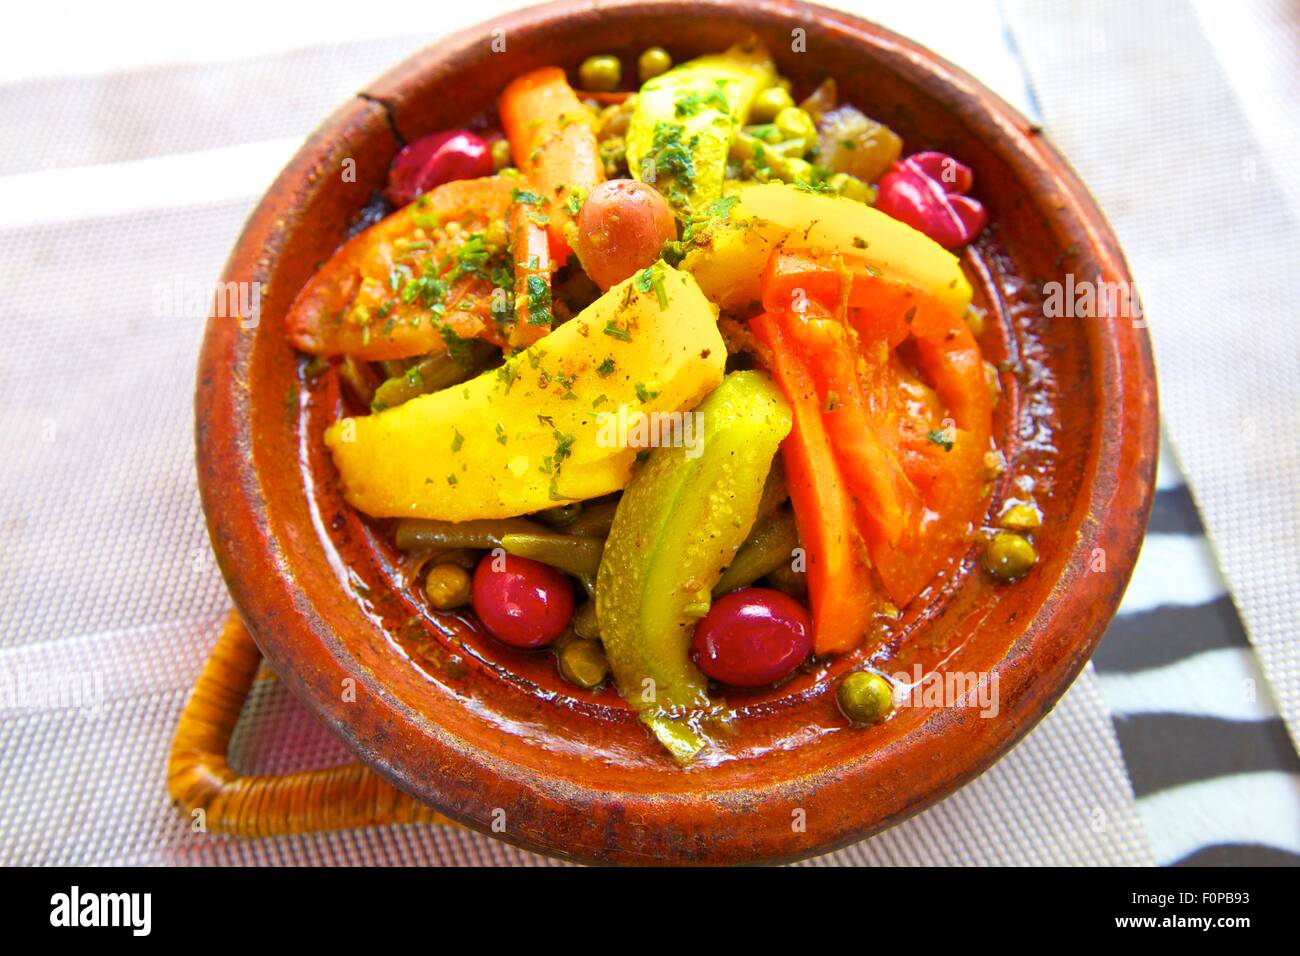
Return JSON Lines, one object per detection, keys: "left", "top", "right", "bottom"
{"left": 424, "top": 563, "right": 472, "bottom": 610}
{"left": 573, "top": 600, "right": 601, "bottom": 640}
{"left": 998, "top": 503, "right": 1041, "bottom": 531}
{"left": 827, "top": 171, "right": 873, "bottom": 203}
{"left": 983, "top": 532, "right": 1038, "bottom": 580}
{"left": 557, "top": 636, "right": 609, "bottom": 689}
{"left": 579, "top": 55, "right": 622, "bottom": 92}
{"left": 837, "top": 671, "right": 893, "bottom": 725}
{"left": 490, "top": 138, "right": 512, "bottom": 171}
{"left": 638, "top": 47, "right": 672, "bottom": 82}
{"left": 749, "top": 85, "right": 795, "bottom": 124}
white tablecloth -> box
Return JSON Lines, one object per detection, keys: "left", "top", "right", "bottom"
{"left": 1, "top": 0, "right": 1294, "bottom": 866}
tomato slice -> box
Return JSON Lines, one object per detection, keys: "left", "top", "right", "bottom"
{"left": 757, "top": 246, "right": 994, "bottom": 611}
{"left": 286, "top": 176, "right": 514, "bottom": 360}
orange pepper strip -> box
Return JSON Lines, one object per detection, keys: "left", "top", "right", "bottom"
{"left": 507, "top": 200, "right": 554, "bottom": 348}
{"left": 751, "top": 313, "right": 879, "bottom": 655}
{"left": 499, "top": 67, "right": 605, "bottom": 265}
{"left": 286, "top": 176, "right": 513, "bottom": 360}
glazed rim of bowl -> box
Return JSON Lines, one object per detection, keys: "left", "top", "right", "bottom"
{"left": 197, "top": 0, "right": 1158, "bottom": 864}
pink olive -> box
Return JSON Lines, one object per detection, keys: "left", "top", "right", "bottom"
{"left": 471, "top": 553, "right": 574, "bottom": 649}
{"left": 691, "top": 588, "right": 813, "bottom": 688}
{"left": 573, "top": 179, "right": 678, "bottom": 290}
{"left": 874, "top": 150, "right": 987, "bottom": 249}
{"left": 386, "top": 130, "right": 494, "bottom": 206}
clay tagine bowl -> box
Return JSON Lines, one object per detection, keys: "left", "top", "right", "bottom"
{"left": 196, "top": 0, "right": 1158, "bottom": 864}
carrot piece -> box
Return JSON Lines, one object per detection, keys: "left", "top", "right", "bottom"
{"left": 286, "top": 176, "right": 513, "bottom": 360}
{"left": 499, "top": 67, "right": 605, "bottom": 265}
{"left": 751, "top": 313, "right": 879, "bottom": 655}
{"left": 507, "top": 199, "right": 554, "bottom": 348}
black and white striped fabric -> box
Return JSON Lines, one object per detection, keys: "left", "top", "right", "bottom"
{"left": 1094, "top": 441, "right": 1300, "bottom": 865}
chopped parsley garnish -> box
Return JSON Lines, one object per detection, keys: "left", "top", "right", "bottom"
{"left": 793, "top": 178, "right": 835, "bottom": 195}
{"left": 704, "top": 195, "right": 738, "bottom": 219}
{"left": 510, "top": 187, "right": 545, "bottom": 206}
{"left": 644, "top": 121, "right": 698, "bottom": 203}
{"left": 401, "top": 272, "right": 448, "bottom": 308}
{"left": 496, "top": 422, "right": 508, "bottom": 445}
{"left": 635, "top": 382, "right": 659, "bottom": 403}
{"left": 635, "top": 265, "right": 668, "bottom": 309}
{"left": 563, "top": 188, "right": 588, "bottom": 217}
{"left": 553, "top": 430, "right": 575, "bottom": 469}
{"left": 451, "top": 428, "right": 465, "bottom": 452}
{"left": 496, "top": 362, "right": 519, "bottom": 392}
{"left": 927, "top": 429, "right": 954, "bottom": 452}
{"left": 435, "top": 321, "right": 478, "bottom": 368}
{"left": 596, "top": 356, "right": 616, "bottom": 377}
{"left": 674, "top": 82, "right": 730, "bottom": 118}
{"left": 525, "top": 274, "right": 553, "bottom": 326}
{"left": 603, "top": 319, "right": 633, "bottom": 342}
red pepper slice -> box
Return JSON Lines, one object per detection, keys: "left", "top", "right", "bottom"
{"left": 751, "top": 313, "right": 879, "bottom": 655}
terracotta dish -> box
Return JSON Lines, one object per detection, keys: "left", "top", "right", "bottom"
{"left": 195, "top": 0, "right": 1157, "bottom": 864}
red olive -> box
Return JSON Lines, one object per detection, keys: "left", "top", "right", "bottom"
{"left": 690, "top": 588, "right": 813, "bottom": 687}
{"left": 471, "top": 553, "right": 574, "bottom": 648}
{"left": 386, "top": 130, "right": 494, "bottom": 206}
{"left": 874, "top": 150, "right": 987, "bottom": 249}
{"left": 573, "top": 179, "right": 677, "bottom": 290}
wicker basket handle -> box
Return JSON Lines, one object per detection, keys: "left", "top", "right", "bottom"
{"left": 168, "top": 611, "right": 453, "bottom": 836}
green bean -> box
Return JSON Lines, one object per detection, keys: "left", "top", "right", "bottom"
{"left": 338, "top": 355, "right": 378, "bottom": 408}
{"left": 499, "top": 532, "right": 604, "bottom": 578}
{"left": 755, "top": 460, "right": 789, "bottom": 524}
{"left": 378, "top": 359, "right": 408, "bottom": 380}
{"left": 534, "top": 502, "right": 584, "bottom": 528}
{"left": 394, "top": 517, "right": 545, "bottom": 552}
{"left": 713, "top": 509, "right": 799, "bottom": 595}
{"left": 765, "top": 562, "right": 807, "bottom": 598}
{"left": 560, "top": 499, "right": 619, "bottom": 537}
{"left": 572, "top": 600, "right": 600, "bottom": 640}
{"left": 425, "top": 547, "right": 480, "bottom": 569}
{"left": 371, "top": 341, "right": 495, "bottom": 411}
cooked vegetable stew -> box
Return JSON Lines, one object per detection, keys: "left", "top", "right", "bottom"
{"left": 287, "top": 40, "right": 1040, "bottom": 763}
